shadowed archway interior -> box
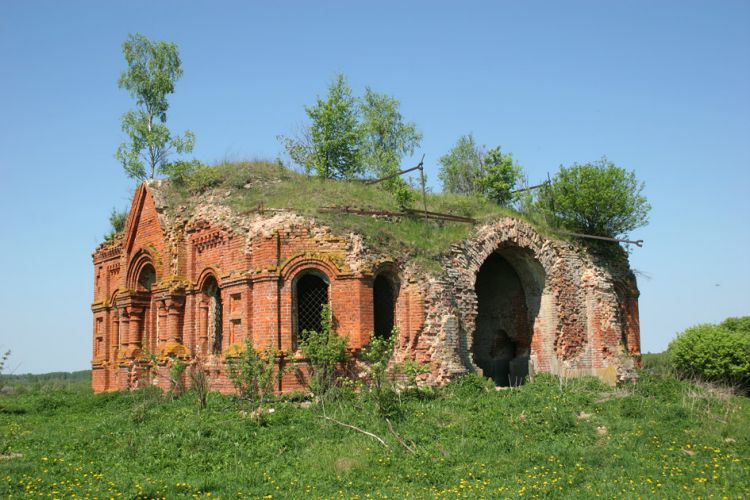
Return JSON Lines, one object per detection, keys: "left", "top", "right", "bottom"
{"left": 373, "top": 274, "right": 396, "bottom": 339}
{"left": 473, "top": 251, "right": 542, "bottom": 386}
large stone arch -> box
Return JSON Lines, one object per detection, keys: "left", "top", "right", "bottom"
{"left": 449, "top": 219, "right": 562, "bottom": 381}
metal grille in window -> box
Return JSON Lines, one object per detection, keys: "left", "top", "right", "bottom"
{"left": 297, "top": 274, "right": 329, "bottom": 336}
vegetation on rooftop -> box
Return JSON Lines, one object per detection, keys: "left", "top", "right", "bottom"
{"left": 159, "top": 160, "right": 548, "bottom": 272}
{"left": 103, "top": 207, "right": 128, "bottom": 241}
{"left": 439, "top": 133, "right": 524, "bottom": 206}
{"left": 115, "top": 33, "right": 196, "bottom": 181}
{"left": 107, "top": 36, "right": 650, "bottom": 249}
{"left": 278, "top": 74, "right": 423, "bottom": 208}
{"left": 536, "top": 157, "right": 651, "bottom": 239}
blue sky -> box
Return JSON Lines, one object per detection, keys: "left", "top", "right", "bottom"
{"left": 0, "top": 1, "right": 748, "bottom": 373}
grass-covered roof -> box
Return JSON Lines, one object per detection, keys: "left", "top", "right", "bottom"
{"left": 155, "top": 161, "right": 557, "bottom": 270}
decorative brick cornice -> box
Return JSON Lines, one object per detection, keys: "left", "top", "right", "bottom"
{"left": 192, "top": 230, "right": 228, "bottom": 253}
{"left": 91, "top": 301, "right": 110, "bottom": 313}
{"left": 93, "top": 238, "right": 123, "bottom": 263}
{"left": 250, "top": 273, "right": 282, "bottom": 284}
{"left": 219, "top": 274, "right": 253, "bottom": 288}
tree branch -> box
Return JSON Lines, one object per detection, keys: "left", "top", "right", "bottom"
{"left": 319, "top": 415, "right": 388, "bottom": 448}
{"left": 385, "top": 418, "right": 416, "bottom": 453}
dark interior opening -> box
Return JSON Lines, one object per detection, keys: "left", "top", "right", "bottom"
{"left": 137, "top": 265, "right": 156, "bottom": 291}
{"left": 473, "top": 252, "right": 533, "bottom": 386}
{"left": 373, "top": 275, "right": 395, "bottom": 339}
{"left": 297, "top": 273, "right": 329, "bottom": 337}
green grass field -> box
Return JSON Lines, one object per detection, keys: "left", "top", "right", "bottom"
{"left": 1, "top": 363, "right": 748, "bottom": 499}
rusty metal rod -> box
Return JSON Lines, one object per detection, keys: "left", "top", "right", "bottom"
{"left": 556, "top": 230, "right": 643, "bottom": 247}
{"left": 318, "top": 205, "right": 476, "bottom": 224}
{"left": 403, "top": 208, "right": 476, "bottom": 223}
{"left": 364, "top": 160, "right": 424, "bottom": 185}
{"left": 510, "top": 182, "right": 547, "bottom": 194}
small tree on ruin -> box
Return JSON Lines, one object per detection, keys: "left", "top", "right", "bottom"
{"left": 115, "top": 33, "right": 195, "bottom": 181}
{"left": 536, "top": 157, "right": 650, "bottom": 238}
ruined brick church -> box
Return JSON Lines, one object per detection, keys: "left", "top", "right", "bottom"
{"left": 91, "top": 178, "right": 641, "bottom": 393}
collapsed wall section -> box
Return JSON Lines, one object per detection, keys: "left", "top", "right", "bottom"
{"left": 411, "top": 217, "right": 640, "bottom": 386}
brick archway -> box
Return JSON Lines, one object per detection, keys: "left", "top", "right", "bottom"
{"left": 473, "top": 248, "right": 545, "bottom": 386}
{"left": 197, "top": 271, "right": 223, "bottom": 356}
{"left": 126, "top": 248, "right": 158, "bottom": 291}
{"left": 443, "top": 218, "right": 563, "bottom": 378}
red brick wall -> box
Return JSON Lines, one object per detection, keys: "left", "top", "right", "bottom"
{"left": 91, "top": 184, "right": 420, "bottom": 393}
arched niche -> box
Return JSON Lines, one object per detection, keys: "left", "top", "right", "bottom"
{"left": 373, "top": 271, "right": 399, "bottom": 340}
{"left": 472, "top": 245, "right": 546, "bottom": 386}
{"left": 135, "top": 262, "right": 157, "bottom": 353}
{"left": 196, "top": 272, "right": 223, "bottom": 356}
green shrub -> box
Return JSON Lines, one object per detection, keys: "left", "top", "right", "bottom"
{"left": 129, "top": 386, "right": 164, "bottom": 423}
{"left": 721, "top": 316, "right": 750, "bottom": 333}
{"left": 226, "top": 340, "right": 283, "bottom": 408}
{"left": 0, "top": 350, "right": 9, "bottom": 391}
{"left": 189, "top": 360, "right": 210, "bottom": 410}
{"left": 446, "top": 372, "right": 494, "bottom": 397}
{"left": 298, "top": 305, "right": 349, "bottom": 397}
{"left": 668, "top": 318, "right": 750, "bottom": 389}
{"left": 186, "top": 164, "right": 224, "bottom": 191}
{"left": 535, "top": 157, "right": 650, "bottom": 238}
{"left": 104, "top": 208, "right": 128, "bottom": 241}
{"left": 168, "top": 357, "right": 187, "bottom": 397}
{"left": 360, "top": 333, "right": 399, "bottom": 418}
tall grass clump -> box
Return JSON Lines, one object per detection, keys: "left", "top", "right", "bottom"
{"left": 668, "top": 316, "right": 750, "bottom": 392}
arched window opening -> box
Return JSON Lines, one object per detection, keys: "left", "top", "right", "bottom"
{"left": 203, "top": 277, "right": 223, "bottom": 355}
{"left": 295, "top": 272, "right": 329, "bottom": 340}
{"left": 136, "top": 264, "right": 156, "bottom": 352}
{"left": 137, "top": 265, "right": 156, "bottom": 291}
{"left": 112, "top": 307, "right": 120, "bottom": 351}
{"left": 373, "top": 274, "right": 396, "bottom": 339}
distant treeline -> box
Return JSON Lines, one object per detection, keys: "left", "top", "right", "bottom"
{"left": 3, "top": 370, "right": 90, "bottom": 381}
{"left": 1, "top": 370, "right": 91, "bottom": 387}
